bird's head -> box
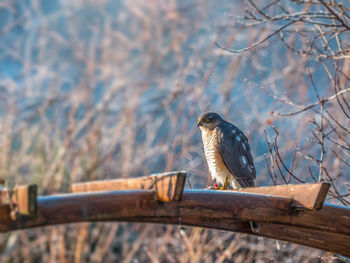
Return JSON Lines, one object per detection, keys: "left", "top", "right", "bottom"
{"left": 197, "top": 112, "right": 223, "bottom": 130}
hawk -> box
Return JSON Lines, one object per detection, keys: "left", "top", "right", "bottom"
{"left": 197, "top": 112, "right": 256, "bottom": 189}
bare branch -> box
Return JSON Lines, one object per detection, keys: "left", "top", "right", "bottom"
{"left": 216, "top": 21, "right": 296, "bottom": 54}
{"left": 274, "top": 87, "right": 350, "bottom": 117}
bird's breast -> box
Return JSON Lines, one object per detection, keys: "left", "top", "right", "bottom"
{"left": 201, "top": 129, "right": 229, "bottom": 180}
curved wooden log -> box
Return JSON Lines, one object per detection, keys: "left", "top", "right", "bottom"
{"left": 72, "top": 174, "right": 329, "bottom": 211}
{"left": 0, "top": 190, "right": 349, "bottom": 257}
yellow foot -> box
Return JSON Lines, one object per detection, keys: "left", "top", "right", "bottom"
{"left": 208, "top": 179, "right": 229, "bottom": 190}
{"left": 217, "top": 177, "right": 229, "bottom": 190}
{"left": 214, "top": 186, "right": 227, "bottom": 190}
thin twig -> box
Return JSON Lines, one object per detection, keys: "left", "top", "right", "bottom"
{"left": 274, "top": 87, "right": 350, "bottom": 117}
{"left": 216, "top": 21, "right": 296, "bottom": 54}
{"left": 272, "top": 127, "right": 305, "bottom": 183}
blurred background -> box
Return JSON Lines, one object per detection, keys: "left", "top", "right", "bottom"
{"left": 0, "top": 0, "right": 349, "bottom": 262}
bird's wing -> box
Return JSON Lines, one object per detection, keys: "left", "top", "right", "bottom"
{"left": 218, "top": 122, "right": 256, "bottom": 187}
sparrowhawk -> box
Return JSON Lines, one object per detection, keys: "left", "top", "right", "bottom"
{"left": 197, "top": 112, "right": 256, "bottom": 189}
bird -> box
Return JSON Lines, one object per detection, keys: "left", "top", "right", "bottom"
{"left": 197, "top": 112, "right": 256, "bottom": 189}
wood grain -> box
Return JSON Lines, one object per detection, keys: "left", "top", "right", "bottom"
{"left": 0, "top": 189, "right": 349, "bottom": 256}
{"left": 234, "top": 182, "right": 330, "bottom": 210}
{"left": 0, "top": 185, "right": 37, "bottom": 215}
{"left": 72, "top": 171, "right": 186, "bottom": 202}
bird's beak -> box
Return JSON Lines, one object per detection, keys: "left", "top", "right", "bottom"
{"left": 197, "top": 121, "right": 201, "bottom": 127}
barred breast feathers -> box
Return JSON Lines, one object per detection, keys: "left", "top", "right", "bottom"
{"left": 201, "top": 128, "right": 230, "bottom": 183}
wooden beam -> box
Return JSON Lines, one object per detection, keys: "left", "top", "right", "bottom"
{"left": 73, "top": 174, "right": 329, "bottom": 210}
{"left": 129, "top": 217, "right": 350, "bottom": 256}
{"left": 72, "top": 171, "right": 186, "bottom": 202}
{"left": 257, "top": 222, "right": 350, "bottom": 255}
{"left": 0, "top": 189, "right": 349, "bottom": 256}
{"left": 233, "top": 183, "right": 330, "bottom": 210}
{"left": 0, "top": 185, "right": 37, "bottom": 215}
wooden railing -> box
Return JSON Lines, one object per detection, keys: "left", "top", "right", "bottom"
{"left": 0, "top": 172, "right": 349, "bottom": 257}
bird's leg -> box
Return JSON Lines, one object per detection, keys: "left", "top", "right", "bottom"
{"left": 221, "top": 177, "right": 229, "bottom": 190}
{"left": 207, "top": 178, "right": 229, "bottom": 190}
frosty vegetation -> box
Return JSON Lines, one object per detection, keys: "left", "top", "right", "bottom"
{"left": 0, "top": 0, "right": 349, "bottom": 261}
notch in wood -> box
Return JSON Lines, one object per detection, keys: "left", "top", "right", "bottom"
{"left": 72, "top": 171, "right": 187, "bottom": 202}
{"left": 234, "top": 182, "right": 330, "bottom": 210}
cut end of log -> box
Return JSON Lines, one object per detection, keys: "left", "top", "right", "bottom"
{"left": 313, "top": 182, "right": 330, "bottom": 210}
{"left": 13, "top": 185, "right": 38, "bottom": 215}
{"left": 0, "top": 184, "right": 37, "bottom": 216}
{"left": 152, "top": 171, "right": 186, "bottom": 202}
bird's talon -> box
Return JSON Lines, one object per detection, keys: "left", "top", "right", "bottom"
{"left": 213, "top": 186, "right": 227, "bottom": 190}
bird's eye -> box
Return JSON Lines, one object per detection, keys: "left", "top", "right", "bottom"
{"left": 204, "top": 118, "right": 210, "bottom": 123}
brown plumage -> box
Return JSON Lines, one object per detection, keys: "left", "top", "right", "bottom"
{"left": 197, "top": 112, "right": 256, "bottom": 189}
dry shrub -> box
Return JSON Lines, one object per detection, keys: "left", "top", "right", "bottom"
{"left": 0, "top": 0, "right": 348, "bottom": 262}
